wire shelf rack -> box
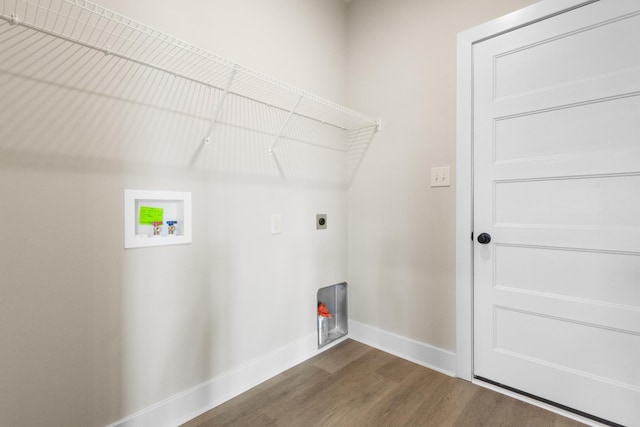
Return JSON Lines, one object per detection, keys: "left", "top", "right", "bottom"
{"left": 0, "top": 0, "right": 379, "bottom": 183}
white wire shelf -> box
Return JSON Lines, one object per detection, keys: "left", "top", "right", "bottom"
{"left": 0, "top": 0, "right": 379, "bottom": 182}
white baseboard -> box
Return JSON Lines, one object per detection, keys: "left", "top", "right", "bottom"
{"left": 106, "top": 332, "right": 348, "bottom": 427}
{"left": 348, "top": 320, "right": 457, "bottom": 377}
{"left": 106, "top": 322, "right": 455, "bottom": 427}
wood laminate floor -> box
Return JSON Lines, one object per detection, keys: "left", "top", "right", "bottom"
{"left": 181, "top": 339, "right": 587, "bottom": 427}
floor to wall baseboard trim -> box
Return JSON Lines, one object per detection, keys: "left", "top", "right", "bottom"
{"left": 105, "top": 332, "right": 348, "bottom": 427}
{"left": 348, "top": 320, "right": 457, "bottom": 377}
{"left": 105, "top": 322, "right": 455, "bottom": 427}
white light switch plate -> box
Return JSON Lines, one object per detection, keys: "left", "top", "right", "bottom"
{"left": 271, "top": 214, "right": 282, "bottom": 235}
{"left": 431, "top": 166, "right": 451, "bottom": 187}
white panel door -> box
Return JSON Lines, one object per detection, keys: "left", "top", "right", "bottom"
{"left": 473, "top": 1, "right": 640, "bottom": 426}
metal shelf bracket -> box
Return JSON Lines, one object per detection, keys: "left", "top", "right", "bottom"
{"left": 203, "top": 67, "right": 237, "bottom": 145}
{"left": 269, "top": 94, "right": 303, "bottom": 155}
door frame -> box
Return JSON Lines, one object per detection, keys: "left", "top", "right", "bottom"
{"left": 454, "top": 0, "right": 599, "bottom": 380}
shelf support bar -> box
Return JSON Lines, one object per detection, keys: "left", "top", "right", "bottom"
{"left": 269, "top": 94, "right": 303, "bottom": 155}
{"left": 203, "top": 67, "right": 237, "bottom": 144}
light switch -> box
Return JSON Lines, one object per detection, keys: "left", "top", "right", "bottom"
{"left": 431, "top": 166, "right": 451, "bottom": 187}
{"left": 271, "top": 214, "right": 282, "bottom": 235}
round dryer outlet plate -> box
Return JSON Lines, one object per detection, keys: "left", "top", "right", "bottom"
{"left": 316, "top": 214, "right": 327, "bottom": 230}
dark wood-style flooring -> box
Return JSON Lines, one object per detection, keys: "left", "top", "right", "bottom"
{"left": 181, "top": 339, "right": 586, "bottom": 427}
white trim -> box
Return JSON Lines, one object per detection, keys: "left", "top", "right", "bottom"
{"left": 455, "top": 0, "right": 596, "bottom": 381}
{"left": 455, "top": 27, "right": 474, "bottom": 381}
{"left": 105, "top": 332, "right": 348, "bottom": 427}
{"left": 106, "top": 322, "right": 456, "bottom": 427}
{"left": 349, "top": 320, "right": 456, "bottom": 377}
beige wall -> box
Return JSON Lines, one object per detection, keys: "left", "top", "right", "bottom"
{"left": 0, "top": 1, "right": 348, "bottom": 426}
{"left": 107, "top": 0, "right": 348, "bottom": 103}
{"left": 346, "top": 0, "right": 538, "bottom": 352}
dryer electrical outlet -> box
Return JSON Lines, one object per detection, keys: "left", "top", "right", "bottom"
{"left": 316, "top": 214, "right": 327, "bottom": 230}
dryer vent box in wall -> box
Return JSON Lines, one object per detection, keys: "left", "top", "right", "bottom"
{"left": 124, "top": 189, "right": 192, "bottom": 249}
{"left": 317, "top": 282, "right": 348, "bottom": 348}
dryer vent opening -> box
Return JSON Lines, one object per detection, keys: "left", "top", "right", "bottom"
{"left": 317, "top": 282, "right": 348, "bottom": 348}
